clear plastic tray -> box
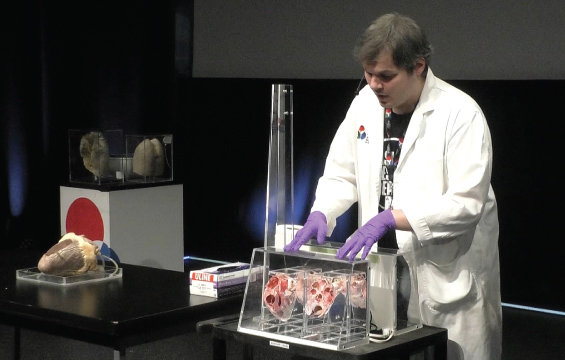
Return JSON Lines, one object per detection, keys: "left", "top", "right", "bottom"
{"left": 16, "top": 265, "right": 122, "bottom": 286}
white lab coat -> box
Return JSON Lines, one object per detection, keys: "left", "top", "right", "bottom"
{"left": 311, "top": 69, "right": 502, "bottom": 360}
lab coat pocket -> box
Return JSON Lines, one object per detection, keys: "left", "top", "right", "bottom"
{"left": 420, "top": 260, "right": 479, "bottom": 314}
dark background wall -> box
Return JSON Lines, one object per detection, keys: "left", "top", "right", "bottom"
{"left": 1, "top": 1, "right": 182, "bottom": 264}
{"left": 2, "top": 1, "right": 564, "bottom": 315}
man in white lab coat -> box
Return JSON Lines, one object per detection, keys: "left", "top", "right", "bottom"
{"left": 285, "top": 13, "right": 502, "bottom": 360}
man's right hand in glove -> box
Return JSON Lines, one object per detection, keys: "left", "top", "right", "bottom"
{"left": 283, "top": 211, "right": 327, "bottom": 252}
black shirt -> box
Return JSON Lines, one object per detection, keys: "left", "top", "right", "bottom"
{"left": 378, "top": 109, "right": 412, "bottom": 249}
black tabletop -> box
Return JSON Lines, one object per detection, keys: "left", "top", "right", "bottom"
{"left": 213, "top": 320, "right": 448, "bottom": 360}
{"left": 0, "top": 248, "right": 244, "bottom": 348}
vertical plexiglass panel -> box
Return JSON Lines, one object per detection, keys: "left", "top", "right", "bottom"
{"left": 264, "top": 84, "right": 295, "bottom": 248}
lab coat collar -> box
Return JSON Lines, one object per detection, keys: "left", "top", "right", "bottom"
{"left": 416, "top": 68, "right": 439, "bottom": 115}
{"left": 396, "top": 68, "right": 438, "bottom": 169}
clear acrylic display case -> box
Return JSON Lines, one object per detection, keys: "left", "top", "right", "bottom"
{"left": 125, "top": 134, "right": 173, "bottom": 183}
{"left": 16, "top": 259, "right": 122, "bottom": 286}
{"left": 68, "top": 129, "right": 126, "bottom": 185}
{"left": 299, "top": 241, "right": 423, "bottom": 337}
{"left": 238, "top": 247, "right": 371, "bottom": 350}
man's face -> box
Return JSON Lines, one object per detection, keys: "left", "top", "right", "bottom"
{"left": 362, "top": 49, "right": 425, "bottom": 114}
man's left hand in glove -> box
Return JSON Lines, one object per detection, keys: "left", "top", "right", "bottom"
{"left": 336, "top": 209, "right": 396, "bottom": 261}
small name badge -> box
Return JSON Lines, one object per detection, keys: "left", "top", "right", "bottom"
{"left": 269, "top": 340, "right": 289, "bottom": 349}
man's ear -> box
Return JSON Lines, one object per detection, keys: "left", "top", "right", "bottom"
{"left": 414, "top": 58, "right": 426, "bottom": 76}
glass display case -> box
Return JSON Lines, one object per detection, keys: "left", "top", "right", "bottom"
{"left": 125, "top": 134, "right": 173, "bottom": 183}
{"left": 68, "top": 129, "right": 126, "bottom": 185}
{"left": 238, "top": 246, "right": 370, "bottom": 350}
{"left": 299, "top": 241, "right": 423, "bottom": 338}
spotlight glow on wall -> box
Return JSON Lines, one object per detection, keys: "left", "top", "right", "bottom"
{"left": 7, "top": 116, "right": 27, "bottom": 217}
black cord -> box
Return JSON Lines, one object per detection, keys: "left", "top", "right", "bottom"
{"left": 354, "top": 75, "right": 367, "bottom": 96}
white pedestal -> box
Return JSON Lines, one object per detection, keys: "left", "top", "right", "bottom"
{"left": 60, "top": 184, "right": 184, "bottom": 272}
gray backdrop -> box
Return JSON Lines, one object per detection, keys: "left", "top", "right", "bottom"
{"left": 193, "top": 0, "right": 565, "bottom": 80}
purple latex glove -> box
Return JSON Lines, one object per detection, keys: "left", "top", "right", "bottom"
{"left": 284, "top": 211, "right": 327, "bottom": 252}
{"left": 336, "top": 209, "right": 396, "bottom": 261}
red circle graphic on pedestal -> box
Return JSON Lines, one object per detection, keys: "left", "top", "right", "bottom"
{"left": 65, "top": 197, "right": 105, "bottom": 241}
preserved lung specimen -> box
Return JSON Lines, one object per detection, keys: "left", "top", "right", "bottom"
{"left": 132, "top": 138, "right": 164, "bottom": 176}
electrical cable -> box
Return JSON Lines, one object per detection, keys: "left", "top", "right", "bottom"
{"left": 369, "top": 329, "right": 394, "bottom": 343}
{"left": 163, "top": 136, "right": 172, "bottom": 170}
{"left": 368, "top": 314, "right": 395, "bottom": 343}
{"left": 98, "top": 254, "right": 119, "bottom": 276}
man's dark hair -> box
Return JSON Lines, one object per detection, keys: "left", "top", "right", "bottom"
{"left": 354, "top": 13, "right": 433, "bottom": 74}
